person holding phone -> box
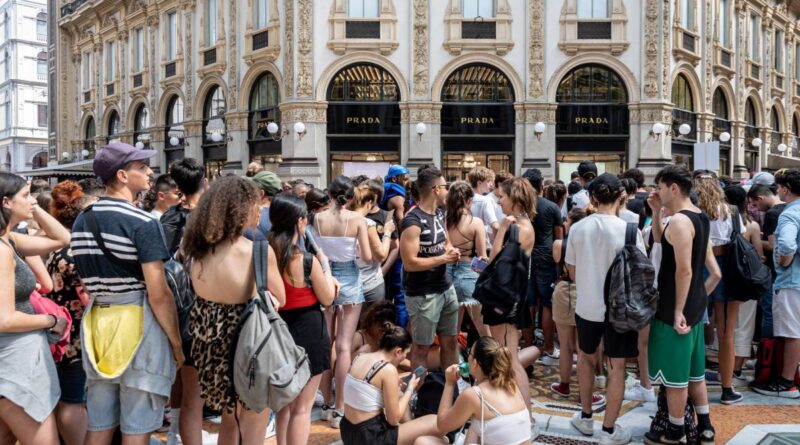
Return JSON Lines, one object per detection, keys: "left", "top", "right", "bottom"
{"left": 341, "top": 322, "right": 441, "bottom": 445}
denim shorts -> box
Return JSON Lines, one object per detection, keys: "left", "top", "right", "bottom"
{"left": 447, "top": 261, "right": 480, "bottom": 306}
{"left": 86, "top": 380, "right": 167, "bottom": 435}
{"left": 526, "top": 264, "right": 558, "bottom": 307}
{"left": 331, "top": 260, "right": 364, "bottom": 306}
{"left": 57, "top": 361, "right": 87, "bottom": 404}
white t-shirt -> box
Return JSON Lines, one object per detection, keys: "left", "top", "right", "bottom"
{"left": 150, "top": 209, "right": 163, "bottom": 219}
{"left": 488, "top": 191, "right": 506, "bottom": 221}
{"left": 471, "top": 193, "right": 498, "bottom": 247}
{"left": 709, "top": 207, "right": 746, "bottom": 247}
{"left": 620, "top": 208, "right": 640, "bottom": 225}
{"left": 565, "top": 213, "right": 646, "bottom": 322}
{"left": 572, "top": 189, "right": 591, "bottom": 210}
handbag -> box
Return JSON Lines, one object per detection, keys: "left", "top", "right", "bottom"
{"left": 29, "top": 290, "right": 72, "bottom": 362}
{"left": 473, "top": 225, "right": 530, "bottom": 317}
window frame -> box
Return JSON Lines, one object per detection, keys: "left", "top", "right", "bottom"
{"left": 36, "top": 13, "right": 46, "bottom": 41}
{"left": 749, "top": 13, "right": 760, "bottom": 62}
{"left": 462, "top": 0, "right": 495, "bottom": 19}
{"left": 37, "top": 104, "right": 46, "bottom": 128}
{"left": 167, "top": 12, "right": 178, "bottom": 61}
{"left": 775, "top": 29, "right": 784, "bottom": 74}
{"left": 133, "top": 27, "right": 144, "bottom": 72}
{"left": 36, "top": 52, "right": 47, "bottom": 81}
{"left": 205, "top": 0, "right": 217, "bottom": 46}
{"left": 671, "top": 74, "right": 694, "bottom": 112}
{"left": 348, "top": 0, "right": 380, "bottom": 18}
{"left": 82, "top": 52, "right": 91, "bottom": 91}
{"left": 680, "top": 0, "right": 694, "bottom": 30}
{"left": 718, "top": 0, "right": 730, "bottom": 48}
{"left": 105, "top": 41, "right": 115, "bottom": 81}
{"left": 576, "top": 0, "right": 610, "bottom": 19}
{"left": 255, "top": 0, "right": 269, "bottom": 29}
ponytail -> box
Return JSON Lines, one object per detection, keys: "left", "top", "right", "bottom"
{"left": 329, "top": 175, "right": 355, "bottom": 208}
{"left": 378, "top": 322, "right": 412, "bottom": 352}
{"left": 445, "top": 181, "right": 473, "bottom": 230}
{"left": 472, "top": 336, "right": 517, "bottom": 393}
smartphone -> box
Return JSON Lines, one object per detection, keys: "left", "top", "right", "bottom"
{"left": 401, "top": 366, "right": 426, "bottom": 385}
{"left": 471, "top": 257, "right": 489, "bottom": 273}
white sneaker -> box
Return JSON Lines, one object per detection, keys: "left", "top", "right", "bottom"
{"left": 595, "top": 375, "right": 607, "bottom": 389}
{"left": 541, "top": 351, "right": 560, "bottom": 366}
{"left": 624, "top": 383, "right": 656, "bottom": 402}
{"left": 570, "top": 411, "right": 594, "bottom": 436}
{"left": 264, "top": 412, "right": 276, "bottom": 438}
{"left": 599, "top": 424, "right": 632, "bottom": 445}
{"left": 314, "top": 390, "right": 325, "bottom": 407}
{"left": 330, "top": 410, "right": 344, "bottom": 429}
{"left": 733, "top": 372, "right": 754, "bottom": 387}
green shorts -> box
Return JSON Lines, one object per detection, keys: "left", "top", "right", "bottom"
{"left": 405, "top": 286, "right": 459, "bottom": 346}
{"left": 648, "top": 318, "right": 706, "bottom": 388}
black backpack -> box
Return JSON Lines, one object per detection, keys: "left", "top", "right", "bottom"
{"left": 723, "top": 207, "right": 771, "bottom": 301}
{"left": 164, "top": 257, "right": 195, "bottom": 342}
{"left": 160, "top": 205, "right": 190, "bottom": 257}
{"left": 412, "top": 370, "right": 460, "bottom": 442}
{"left": 473, "top": 224, "right": 530, "bottom": 318}
{"left": 605, "top": 223, "right": 659, "bottom": 334}
{"left": 649, "top": 386, "right": 698, "bottom": 444}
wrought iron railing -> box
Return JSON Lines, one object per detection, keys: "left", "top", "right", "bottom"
{"left": 577, "top": 21, "right": 611, "bottom": 39}
{"left": 462, "top": 21, "right": 497, "bottom": 39}
{"left": 252, "top": 30, "right": 269, "bottom": 50}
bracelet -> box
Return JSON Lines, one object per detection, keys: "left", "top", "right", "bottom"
{"left": 48, "top": 314, "right": 57, "bottom": 329}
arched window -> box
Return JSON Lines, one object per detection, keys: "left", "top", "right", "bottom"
{"left": 556, "top": 64, "right": 626, "bottom": 103}
{"left": 37, "top": 51, "right": 47, "bottom": 81}
{"left": 204, "top": 86, "right": 226, "bottom": 119}
{"left": 165, "top": 96, "right": 185, "bottom": 163}
{"left": 671, "top": 74, "right": 696, "bottom": 142}
{"left": 442, "top": 63, "right": 514, "bottom": 102}
{"left": 32, "top": 151, "right": 47, "bottom": 169}
{"left": 712, "top": 88, "right": 728, "bottom": 120}
{"left": 328, "top": 63, "right": 399, "bottom": 102}
{"left": 712, "top": 89, "right": 732, "bottom": 173}
{"left": 771, "top": 107, "right": 782, "bottom": 154}
{"left": 202, "top": 86, "right": 227, "bottom": 178}
{"left": 671, "top": 74, "right": 694, "bottom": 111}
{"left": 771, "top": 107, "right": 781, "bottom": 132}
{"left": 133, "top": 105, "right": 149, "bottom": 148}
{"left": 745, "top": 99, "right": 757, "bottom": 126}
{"left": 249, "top": 72, "right": 281, "bottom": 138}
{"left": 744, "top": 98, "right": 759, "bottom": 172}
{"left": 107, "top": 111, "right": 120, "bottom": 142}
{"left": 167, "top": 96, "right": 184, "bottom": 127}
{"left": 84, "top": 116, "right": 96, "bottom": 158}
{"left": 36, "top": 13, "right": 46, "bottom": 41}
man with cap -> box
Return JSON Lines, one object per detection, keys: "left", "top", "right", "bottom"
{"left": 382, "top": 164, "right": 410, "bottom": 326}
{"left": 246, "top": 170, "right": 283, "bottom": 240}
{"left": 571, "top": 160, "right": 598, "bottom": 210}
{"left": 70, "top": 142, "right": 184, "bottom": 444}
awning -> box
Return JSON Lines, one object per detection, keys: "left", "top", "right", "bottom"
{"left": 16, "top": 160, "right": 95, "bottom": 178}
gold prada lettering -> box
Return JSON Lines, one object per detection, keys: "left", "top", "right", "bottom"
{"left": 346, "top": 117, "right": 381, "bottom": 124}
{"left": 257, "top": 121, "right": 269, "bottom": 129}
{"left": 459, "top": 117, "right": 496, "bottom": 125}
{"left": 574, "top": 117, "right": 610, "bottom": 124}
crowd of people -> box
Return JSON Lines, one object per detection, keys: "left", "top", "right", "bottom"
{"left": 1, "top": 139, "right": 799, "bottom": 445}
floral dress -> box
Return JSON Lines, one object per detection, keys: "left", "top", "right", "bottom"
{"left": 46, "top": 247, "right": 88, "bottom": 366}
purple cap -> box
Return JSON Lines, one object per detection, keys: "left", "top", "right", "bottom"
{"left": 93, "top": 141, "right": 156, "bottom": 182}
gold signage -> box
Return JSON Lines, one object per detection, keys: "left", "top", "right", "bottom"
{"left": 256, "top": 121, "right": 271, "bottom": 129}
{"left": 574, "top": 117, "right": 609, "bottom": 124}
{"left": 460, "top": 117, "right": 495, "bottom": 125}
{"left": 346, "top": 117, "right": 381, "bottom": 124}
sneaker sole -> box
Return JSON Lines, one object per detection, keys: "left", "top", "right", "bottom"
{"left": 720, "top": 396, "right": 743, "bottom": 405}
{"left": 752, "top": 388, "right": 800, "bottom": 398}
{"left": 570, "top": 420, "right": 594, "bottom": 436}
{"left": 551, "top": 390, "right": 571, "bottom": 399}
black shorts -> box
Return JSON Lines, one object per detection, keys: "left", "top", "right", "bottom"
{"left": 482, "top": 301, "right": 524, "bottom": 328}
{"left": 341, "top": 413, "right": 398, "bottom": 445}
{"left": 575, "top": 314, "right": 638, "bottom": 359}
{"left": 279, "top": 305, "right": 331, "bottom": 376}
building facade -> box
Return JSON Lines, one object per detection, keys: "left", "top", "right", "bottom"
{"left": 51, "top": 0, "right": 800, "bottom": 185}
{"left": 0, "top": 0, "right": 48, "bottom": 173}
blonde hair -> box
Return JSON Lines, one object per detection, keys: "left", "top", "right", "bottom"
{"left": 693, "top": 175, "right": 728, "bottom": 220}
{"left": 347, "top": 182, "right": 379, "bottom": 211}
{"left": 500, "top": 177, "right": 537, "bottom": 219}
{"left": 472, "top": 337, "right": 516, "bottom": 393}
{"left": 467, "top": 167, "right": 495, "bottom": 188}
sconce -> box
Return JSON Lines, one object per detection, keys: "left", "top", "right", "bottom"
{"left": 265, "top": 121, "right": 307, "bottom": 141}
{"left": 80, "top": 149, "right": 89, "bottom": 159}
{"left": 649, "top": 122, "right": 692, "bottom": 140}
{"left": 719, "top": 132, "right": 731, "bottom": 143}
{"left": 415, "top": 122, "right": 427, "bottom": 141}
{"left": 778, "top": 143, "right": 788, "bottom": 153}
{"left": 294, "top": 122, "right": 307, "bottom": 141}
{"left": 533, "top": 122, "right": 546, "bottom": 141}
{"left": 134, "top": 133, "right": 150, "bottom": 149}
{"left": 168, "top": 124, "right": 188, "bottom": 147}
{"left": 206, "top": 116, "right": 231, "bottom": 143}
{"left": 61, "top": 151, "right": 70, "bottom": 161}
{"left": 752, "top": 137, "right": 763, "bottom": 148}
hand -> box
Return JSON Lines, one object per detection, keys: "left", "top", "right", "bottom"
{"left": 172, "top": 344, "right": 186, "bottom": 369}
{"left": 501, "top": 216, "right": 517, "bottom": 230}
{"left": 443, "top": 247, "right": 460, "bottom": 264}
{"left": 384, "top": 220, "right": 396, "bottom": 235}
{"left": 406, "top": 374, "right": 422, "bottom": 394}
{"left": 331, "top": 277, "right": 340, "bottom": 297}
{"left": 647, "top": 192, "right": 662, "bottom": 214}
{"left": 673, "top": 312, "right": 690, "bottom": 335}
{"left": 444, "top": 364, "right": 460, "bottom": 385}
{"left": 50, "top": 317, "right": 68, "bottom": 336}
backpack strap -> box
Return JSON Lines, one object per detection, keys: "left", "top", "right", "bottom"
{"left": 730, "top": 206, "right": 741, "bottom": 239}
{"left": 252, "top": 239, "right": 275, "bottom": 313}
{"left": 83, "top": 207, "right": 141, "bottom": 275}
{"left": 624, "top": 222, "right": 638, "bottom": 247}
{"left": 302, "top": 251, "right": 314, "bottom": 288}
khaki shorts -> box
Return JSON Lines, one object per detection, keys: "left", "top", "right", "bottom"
{"left": 552, "top": 281, "right": 577, "bottom": 326}
{"left": 405, "top": 286, "right": 459, "bottom": 346}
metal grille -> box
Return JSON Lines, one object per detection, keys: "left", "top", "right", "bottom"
{"left": 165, "top": 61, "right": 176, "bottom": 78}
{"left": 796, "top": 83, "right": 800, "bottom": 97}
{"left": 252, "top": 30, "right": 269, "bottom": 50}
{"left": 83, "top": 90, "right": 91, "bottom": 103}
{"left": 721, "top": 50, "right": 732, "bottom": 67}
{"left": 751, "top": 63, "right": 760, "bottom": 79}
{"left": 776, "top": 75, "right": 784, "bottom": 90}
{"left": 133, "top": 73, "right": 142, "bottom": 88}
{"left": 577, "top": 21, "right": 611, "bottom": 39}
{"left": 534, "top": 434, "right": 597, "bottom": 445}
{"left": 462, "top": 21, "right": 497, "bottom": 39}
{"left": 345, "top": 21, "right": 380, "bottom": 38}
{"left": 106, "top": 83, "right": 114, "bottom": 97}
{"left": 204, "top": 48, "right": 217, "bottom": 66}
{"left": 682, "top": 32, "right": 696, "bottom": 52}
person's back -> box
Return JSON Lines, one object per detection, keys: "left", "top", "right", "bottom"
{"left": 315, "top": 207, "right": 362, "bottom": 261}
{"left": 470, "top": 382, "right": 530, "bottom": 445}
{"left": 190, "top": 240, "right": 256, "bottom": 305}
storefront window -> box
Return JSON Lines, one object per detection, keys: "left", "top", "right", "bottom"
{"left": 328, "top": 64, "right": 399, "bottom": 102}
{"left": 164, "top": 95, "right": 185, "bottom": 165}
{"left": 249, "top": 72, "right": 282, "bottom": 170}
{"left": 202, "top": 86, "right": 227, "bottom": 178}
{"left": 744, "top": 98, "right": 760, "bottom": 173}
{"left": 107, "top": 111, "right": 120, "bottom": 144}
{"left": 556, "top": 64, "right": 627, "bottom": 103}
{"left": 671, "top": 74, "right": 697, "bottom": 169}
{"left": 84, "top": 117, "right": 95, "bottom": 158}
{"left": 133, "top": 105, "right": 149, "bottom": 149}
{"left": 712, "top": 89, "right": 731, "bottom": 174}
{"left": 443, "top": 153, "right": 510, "bottom": 183}
{"left": 442, "top": 64, "right": 513, "bottom": 103}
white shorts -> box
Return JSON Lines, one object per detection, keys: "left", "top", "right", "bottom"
{"left": 774, "top": 288, "right": 800, "bottom": 339}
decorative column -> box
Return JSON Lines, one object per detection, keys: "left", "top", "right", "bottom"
{"left": 405, "top": 0, "right": 435, "bottom": 169}
{"left": 733, "top": 2, "right": 748, "bottom": 178}
{"left": 222, "top": 0, "right": 243, "bottom": 174}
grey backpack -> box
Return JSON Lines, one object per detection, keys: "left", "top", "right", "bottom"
{"left": 230, "top": 240, "right": 311, "bottom": 413}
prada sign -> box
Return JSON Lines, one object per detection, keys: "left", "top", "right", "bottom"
{"left": 556, "top": 104, "right": 629, "bottom": 136}
{"left": 328, "top": 103, "right": 400, "bottom": 135}
{"left": 441, "top": 103, "right": 514, "bottom": 135}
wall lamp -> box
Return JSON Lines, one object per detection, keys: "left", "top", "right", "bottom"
{"left": 415, "top": 122, "right": 427, "bottom": 141}
{"left": 534, "top": 121, "right": 546, "bottom": 141}
{"left": 649, "top": 122, "right": 691, "bottom": 141}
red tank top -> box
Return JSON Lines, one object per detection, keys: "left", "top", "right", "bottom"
{"left": 280, "top": 281, "right": 318, "bottom": 311}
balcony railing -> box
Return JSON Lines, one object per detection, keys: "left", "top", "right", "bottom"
{"left": 37, "top": 33, "right": 47, "bottom": 42}
{"left": 720, "top": 49, "right": 732, "bottom": 68}
{"left": 252, "top": 30, "right": 269, "bottom": 51}
{"left": 165, "top": 61, "right": 176, "bottom": 78}
{"left": 751, "top": 63, "right": 760, "bottom": 79}
{"left": 133, "top": 73, "right": 142, "bottom": 88}
{"left": 204, "top": 48, "right": 217, "bottom": 66}
{"left": 83, "top": 90, "right": 91, "bottom": 103}
{"left": 682, "top": 31, "right": 696, "bottom": 53}
{"left": 60, "top": 0, "right": 89, "bottom": 17}
{"left": 577, "top": 21, "right": 611, "bottom": 39}
{"left": 106, "top": 83, "right": 114, "bottom": 97}
{"left": 345, "top": 21, "right": 380, "bottom": 39}
{"left": 462, "top": 21, "right": 497, "bottom": 39}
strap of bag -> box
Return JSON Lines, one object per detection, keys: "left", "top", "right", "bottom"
{"left": 83, "top": 208, "right": 140, "bottom": 275}
{"left": 302, "top": 252, "right": 314, "bottom": 288}
{"left": 730, "top": 206, "right": 741, "bottom": 239}
{"left": 625, "top": 222, "right": 637, "bottom": 247}
{"left": 252, "top": 239, "right": 276, "bottom": 313}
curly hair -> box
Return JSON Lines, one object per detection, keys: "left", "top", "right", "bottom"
{"left": 543, "top": 182, "right": 567, "bottom": 206}
{"left": 472, "top": 336, "right": 516, "bottom": 394}
{"left": 500, "top": 177, "right": 537, "bottom": 219}
{"left": 693, "top": 174, "right": 728, "bottom": 220}
{"left": 445, "top": 181, "right": 474, "bottom": 230}
{"left": 181, "top": 176, "right": 260, "bottom": 262}
{"left": 49, "top": 181, "right": 86, "bottom": 229}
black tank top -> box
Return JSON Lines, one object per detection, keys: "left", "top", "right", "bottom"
{"left": 657, "top": 210, "right": 710, "bottom": 327}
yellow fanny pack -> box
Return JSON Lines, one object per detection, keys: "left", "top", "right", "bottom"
{"left": 83, "top": 302, "right": 144, "bottom": 378}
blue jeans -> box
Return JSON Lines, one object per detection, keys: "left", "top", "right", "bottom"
{"left": 761, "top": 283, "right": 774, "bottom": 338}
{"left": 387, "top": 259, "right": 407, "bottom": 327}
{"left": 330, "top": 261, "right": 364, "bottom": 306}
{"left": 446, "top": 262, "right": 480, "bottom": 306}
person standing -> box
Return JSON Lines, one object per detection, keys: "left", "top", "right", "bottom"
{"left": 399, "top": 164, "right": 460, "bottom": 371}
{"left": 566, "top": 173, "right": 643, "bottom": 445}
{"left": 245, "top": 171, "right": 283, "bottom": 240}
{"left": 147, "top": 175, "right": 181, "bottom": 219}
{"left": 382, "top": 165, "right": 410, "bottom": 327}
{"left": 467, "top": 167, "right": 499, "bottom": 246}
{"left": 753, "top": 169, "right": 800, "bottom": 399}
{"left": 489, "top": 171, "right": 512, "bottom": 221}
{"left": 570, "top": 161, "right": 598, "bottom": 210}
{"left": 645, "top": 165, "right": 721, "bottom": 444}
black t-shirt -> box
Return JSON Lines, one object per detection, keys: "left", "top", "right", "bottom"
{"left": 532, "top": 197, "right": 564, "bottom": 266}
{"left": 366, "top": 209, "right": 388, "bottom": 237}
{"left": 627, "top": 191, "right": 649, "bottom": 217}
{"left": 763, "top": 203, "right": 786, "bottom": 273}
{"left": 401, "top": 207, "right": 451, "bottom": 296}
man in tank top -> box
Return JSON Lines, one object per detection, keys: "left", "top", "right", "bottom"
{"left": 645, "top": 165, "right": 721, "bottom": 445}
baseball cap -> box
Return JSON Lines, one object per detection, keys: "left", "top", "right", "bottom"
{"left": 251, "top": 171, "right": 282, "bottom": 197}
{"left": 385, "top": 164, "right": 409, "bottom": 181}
{"left": 577, "top": 160, "right": 598, "bottom": 179}
{"left": 750, "top": 171, "right": 775, "bottom": 187}
{"left": 93, "top": 141, "right": 156, "bottom": 182}
{"left": 588, "top": 172, "right": 621, "bottom": 197}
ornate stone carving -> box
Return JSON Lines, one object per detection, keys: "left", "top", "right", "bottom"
{"left": 184, "top": 10, "right": 193, "bottom": 119}
{"left": 284, "top": 0, "right": 294, "bottom": 97}
{"left": 228, "top": 0, "right": 238, "bottom": 110}
{"left": 281, "top": 103, "right": 327, "bottom": 123}
{"left": 412, "top": 0, "right": 429, "bottom": 99}
{"left": 705, "top": 0, "right": 713, "bottom": 110}
{"left": 296, "top": 0, "right": 313, "bottom": 97}
{"left": 523, "top": 107, "right": 556, "bottom": 124}
{"left": 643, "top": 0, "right": 659, "bottom": 98}
{"left": 662, "top": 0, "right": 670, "bottom": 98}
{"left": 528, "top": 0, "right": 544, "bottom": 99}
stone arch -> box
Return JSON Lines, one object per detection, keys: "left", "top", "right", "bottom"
{"left": 743, "top": 89, "right": 763, "bottom": 127}
{"left": 711, "top": 77, "right": 737, "bottom": 121}
{"left": 79, "top": 111, "right": 96, "bottom": 138}
{"left": 670, "top": 63, "right": 704, "bottom": 113}
{"left": 101, "top": 105, "right": 122, "bottom": 136}
{"left": 315, "top": 51, "right": 409, "bottom": 102}
{"left": 126, "top": 97, "right": 151, "bottom": 130}
{"left": 432, "top": 53, "right": 524, "bottom": 104}
{"left": 239, "top": 61, "right": 284, "bottom": 111}
{"left": 158, "top": 87, "right": 186, "bottom": 126}
{"left": 770, "top": 100, "right": 786, "bottom": 132}
{"left": 547, "top": 53, "right": 639, "bottom": 104}
{"left": 194, "top": 75, "right": 229, "bottom": 120}
{"left": 29, "top": 150, "right": 47, "bottom": 168}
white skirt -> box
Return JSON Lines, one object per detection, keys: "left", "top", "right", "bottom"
{"left": 0, "top": 330, "right": 60, "bottom": 422}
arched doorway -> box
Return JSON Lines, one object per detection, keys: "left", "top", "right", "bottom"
{"left": 744, "top": 98, "right": 760, "bottom": 173}
{"left": 164, "top": 95, "right": 185, "bottom": 166}
{"left": 555, "top": 64, "right": 628, "bottom": 181}
{"left": 248, "top": 71, "right": 281, "bottom": 172}
{"left": 792, "top": 114, "right": 799, "bottom": 158}
{"left": 770, "top": 107, "right": 782, "bottom": 155}
{"left": 670, "top": 74, "right": 698, "bottom": 170}
{"left": 440, "top": 63, "right": 514, "bottom": 181}
{"left": 32, "top": 151, "right": 47, "bottom": 169}
{"left": 84, "top": 116, "right": 96, "bottom": 158}
{"left": 712, "top": 89, "right": 731, "bottom": 174}
{"left": 326, "top": 63, "right": 401, "bottom": 179}
{"left": 133, "top": 104, "right": 150, "bottom": 149}
{"left": 202, "top": 85, "right": 227, "bottom": 178}
{"left": 106, "top": 111, "right": 120, "bottom": 144}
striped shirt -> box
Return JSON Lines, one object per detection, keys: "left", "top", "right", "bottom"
{"left": 71, "top": 197, "right": 170, "bottom": 297}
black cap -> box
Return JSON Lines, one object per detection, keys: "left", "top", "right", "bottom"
{"left": 588, "top": 173, "right": 621, "bottom": 197}
{"left": 578, "top": 161, "right": 598, "bottom": 180}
